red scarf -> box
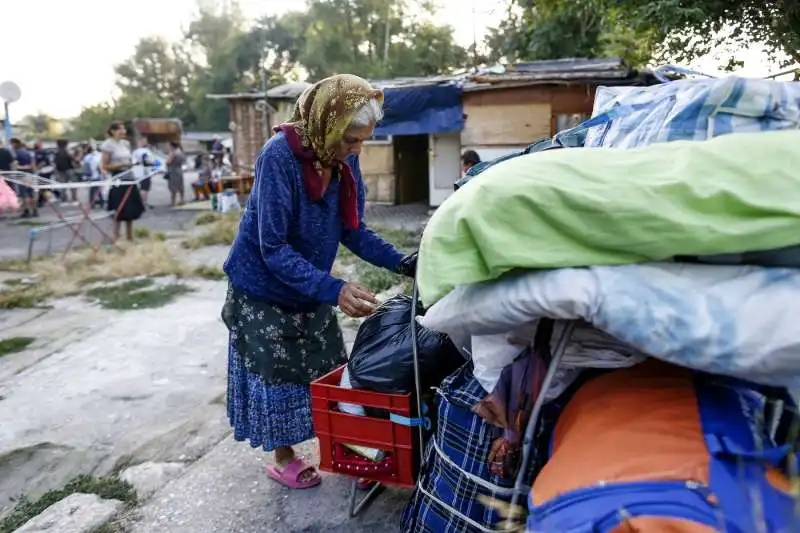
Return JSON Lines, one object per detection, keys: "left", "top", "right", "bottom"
{"left": 274, "top": 124, "right": 359, "bottom": 231}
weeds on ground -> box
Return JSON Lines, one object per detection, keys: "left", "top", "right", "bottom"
{"left": 85, "top": 278, "right": 194, "bottom": 310}
{"left": 133, "top": 227, "right": 166, "bottom": 241}
{"left": 336, "top": 225, "right": 421, "bottom": 294}
{"left": 194, "top": 211, "right": 221, "bottom": 226}
{"left": 12, "top": 220, "right": 48, "bottom": 227}
{"left": 0, "top": 240, "right": 188, "bottom": 309}
{"left": 183, "top": 211, "right": 240, "bottom": 249}
{"left": 193, "top": 265, "right": 227, "bottom": 280}
{"left": 0, "top": 336, "right": 35, "bottom": 357}
{"left": 0, "top": 475, "right": 137, "bottom": 533}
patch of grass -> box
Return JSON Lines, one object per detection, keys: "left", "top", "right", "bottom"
{"left": 0, "top": 258, "right": 28, "bottom": 272}
{"left": 0, "top": 241, "right": 190, "bottom": 309}
{"left": 0, "top": 475, "right": 137, "bottom": 533}
{"left": 357, "top": 265, "right": 403, "bottom": 294}
{"left": 0, "top": 286, "right": 50, "bottom": 309}
{"left": 133, "top": 227, "right": 167, "bottom": 241}
{"left": 195, "top": 211, "right": 222, "bottom": 226}
{"left": 85, "top": 278, "right": 194, "bottom": 310}
{"left": 335, "top": 225, "right": 421, "bottom": 294}
{"left": 0, "top": 337, "right": 35, "bottom": 357}
{"left": 13, "top": 220, "right": 48, "bottom": 227}
{"left": 2, "top": 278, "right": 23, "bottom": 287}
{"left": 193, "top": 265, "right": 227, "bottom": 280}
{"left": 183, "top": 212, "right": 240, "bottom": 249}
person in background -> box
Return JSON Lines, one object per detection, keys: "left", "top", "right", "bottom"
{"left": 211, "top": 135, "right": 224, "bottom": 169}
{"left": 101, "top": 122, "right": 144, "bottom": 241}
{"left": 132, "top": 137, "right": 154, "bottom": 209}
{"left": 10, "top": 138, "right": 38, "bottom": 218}
{"left": 191, "top": 155, "right": 216, "bottom": 201}
{"left": 54, "top": 139, "right": 78, "bottom": 203}
{"left": 221, "top": 74, "right": 417, "bottom": 490}
{"left": 0, "top": 139, "right": 12, "bottom": 174}
{"left": 82, "top": 145, "right": 104, "bottom": 208}
{"left": 166, "top": 141, "right": 186, "bottom": 207}
{"left": 461, "top": 149, "right": 481, "bottom": 176}
{"left": 32, "top": 140, "right": 52, "bottom": 203}
{"left": 0, "top": 140, "right": 16, "bottom": 214}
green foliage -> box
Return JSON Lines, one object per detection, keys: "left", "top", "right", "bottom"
{"left": 489, "top": 0, "right": 800, "bottom": 71}
{"left": 485, "top": 0, "right": 659, "bottom": 68}
{"left": 615, "top": 0, "right": 800, "bottom": 68}
{"left": 68, "top": 0, "right": 469, "bottom": 136}
{"left": 0, "top": 336, "right": 35, "bottom": 358}
{"left": 0, "top": 475, "right": 137, "bottom": 533}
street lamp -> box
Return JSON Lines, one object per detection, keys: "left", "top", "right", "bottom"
{"left": 0, "top": 81, "right": 22, "bottom": 142}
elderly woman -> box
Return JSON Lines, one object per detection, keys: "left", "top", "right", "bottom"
{"left": 222, "top": 75, "right": 416, "bottom": 490}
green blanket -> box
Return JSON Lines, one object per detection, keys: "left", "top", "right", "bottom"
{"left": 417, "top": 130, "right": 800, "bottom": 305}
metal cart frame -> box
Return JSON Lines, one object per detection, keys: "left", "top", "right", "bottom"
{"left": 401, "top": 279, "right": 575, "bottom": 532}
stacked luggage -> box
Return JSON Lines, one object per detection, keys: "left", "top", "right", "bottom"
{"left": 402, "top": 73, "right": 800, "bottom": 532}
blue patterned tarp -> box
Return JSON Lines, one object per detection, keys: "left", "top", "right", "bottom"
{"left": 555, "top": 76, "right": 800, "bottom": 149}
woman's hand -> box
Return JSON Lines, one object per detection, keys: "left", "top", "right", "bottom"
{"left": 338, "top": 282, "right": 378, "bottom": 318}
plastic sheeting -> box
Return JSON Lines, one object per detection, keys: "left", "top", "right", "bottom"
{"left": 375, "top": 84, "right": 464, "bottom": 136}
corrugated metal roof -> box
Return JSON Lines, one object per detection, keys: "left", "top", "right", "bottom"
{"left": 369, "top": 75, "right": 463, "bottom": 89}
{"left": 510, "top": 57, "right": 625, "bottom": 73}
{"left": 207, "top": 59, "right": 650, "bottom": 100}
{"left": 207, "top": 82, "right": 311, "bottom": 101}
{"left": 464, "top": 58, "right": 658, "bottom": 91}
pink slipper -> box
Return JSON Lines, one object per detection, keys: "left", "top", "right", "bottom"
{"left": 266, "top": 458, "right": 322, "bottom": 489}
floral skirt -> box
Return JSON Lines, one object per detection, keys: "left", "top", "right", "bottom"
{"left": 227, "top": 343, "right": 315, "bottom": 451}
{"left": 222, "top": 284, "right": 347, "bottom": 451}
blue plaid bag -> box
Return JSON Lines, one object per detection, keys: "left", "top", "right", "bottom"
{"left": 400, "top": 363, "right": 557, "bottom": 532}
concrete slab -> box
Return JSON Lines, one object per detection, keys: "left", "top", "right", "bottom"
{"left": 13, "top": 492, "right": 123, "bottom": 533}
{"left": 127, "top": 437, "right": 410, "bottom": 533}
{"left": 0, "top": 281, "right": 230, "bottom": 512}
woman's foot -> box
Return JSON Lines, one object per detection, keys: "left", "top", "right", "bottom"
{"left": 266, "top": 457, "right": 322, "bottom": 490}
{"left": 265, "top": 447, "right": 321, "bottom": 489}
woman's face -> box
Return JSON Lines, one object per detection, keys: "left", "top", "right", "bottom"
{"left": 113, "top": 126, "right": 126, "bottom": 139}
{"left": 335, "top": 124, "right": 373, "bottom": 161}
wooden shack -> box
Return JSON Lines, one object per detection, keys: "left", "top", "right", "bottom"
{"left": 461, "top": 58, "right": 658, "bottom": 162}
{"left": 206, "top": 83, "right": 309, "bottom": 174}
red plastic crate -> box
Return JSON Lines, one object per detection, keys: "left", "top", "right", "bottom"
{"left": 311, "top": 365, "right": 417, "bottom": 488}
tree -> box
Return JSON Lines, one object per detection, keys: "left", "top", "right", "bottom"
{"left": 114, "top": 37, "right": 194, "bottom": 116}
{"left": 67, "top": 0, "right": 470, "bottom": 137}
{"left": 389, "top": 21, "right": 469, "bottom": 77}
{"left": 614, "top": 0, "right": 800, "bottom": 68}
{"left": 68, "top": 104, "right": 116, "bottom": 141}
{"left": 290, "top": 0, "right": 469, "bottom": 80}
{"left": 183, "top": 4, "right": 257, "bottom": 130}
{"left": 485, "top": 0, "right": 659, "bottom": 68}
{"left": 20, "top": 113, "right": 63, "bottom": 140}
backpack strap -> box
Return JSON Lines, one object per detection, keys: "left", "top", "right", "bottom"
{"left": 694, "top": 376, "right": 800, "bottom": 532}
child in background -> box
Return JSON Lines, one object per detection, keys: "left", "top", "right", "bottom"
{"left": 191, "top": 155, "right": 216, "bottom": 201}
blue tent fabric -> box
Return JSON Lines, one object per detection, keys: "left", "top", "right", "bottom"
{"left": 375, "top": 84, "right": 464, "bottom": 136}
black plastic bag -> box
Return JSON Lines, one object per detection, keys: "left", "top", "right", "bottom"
{"left": 348, "top": 294, "right": 465, "bottom": 394}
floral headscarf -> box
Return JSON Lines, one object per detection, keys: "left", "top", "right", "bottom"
{"left": 288, "top": 74, "right": 384, "bottom": 166}
{"left": 274, "top": 74, "right": 383, "bottom": 230}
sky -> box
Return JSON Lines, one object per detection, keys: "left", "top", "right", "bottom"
{"left": 0, "top": 0, "right": 779, "bottom": 120}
